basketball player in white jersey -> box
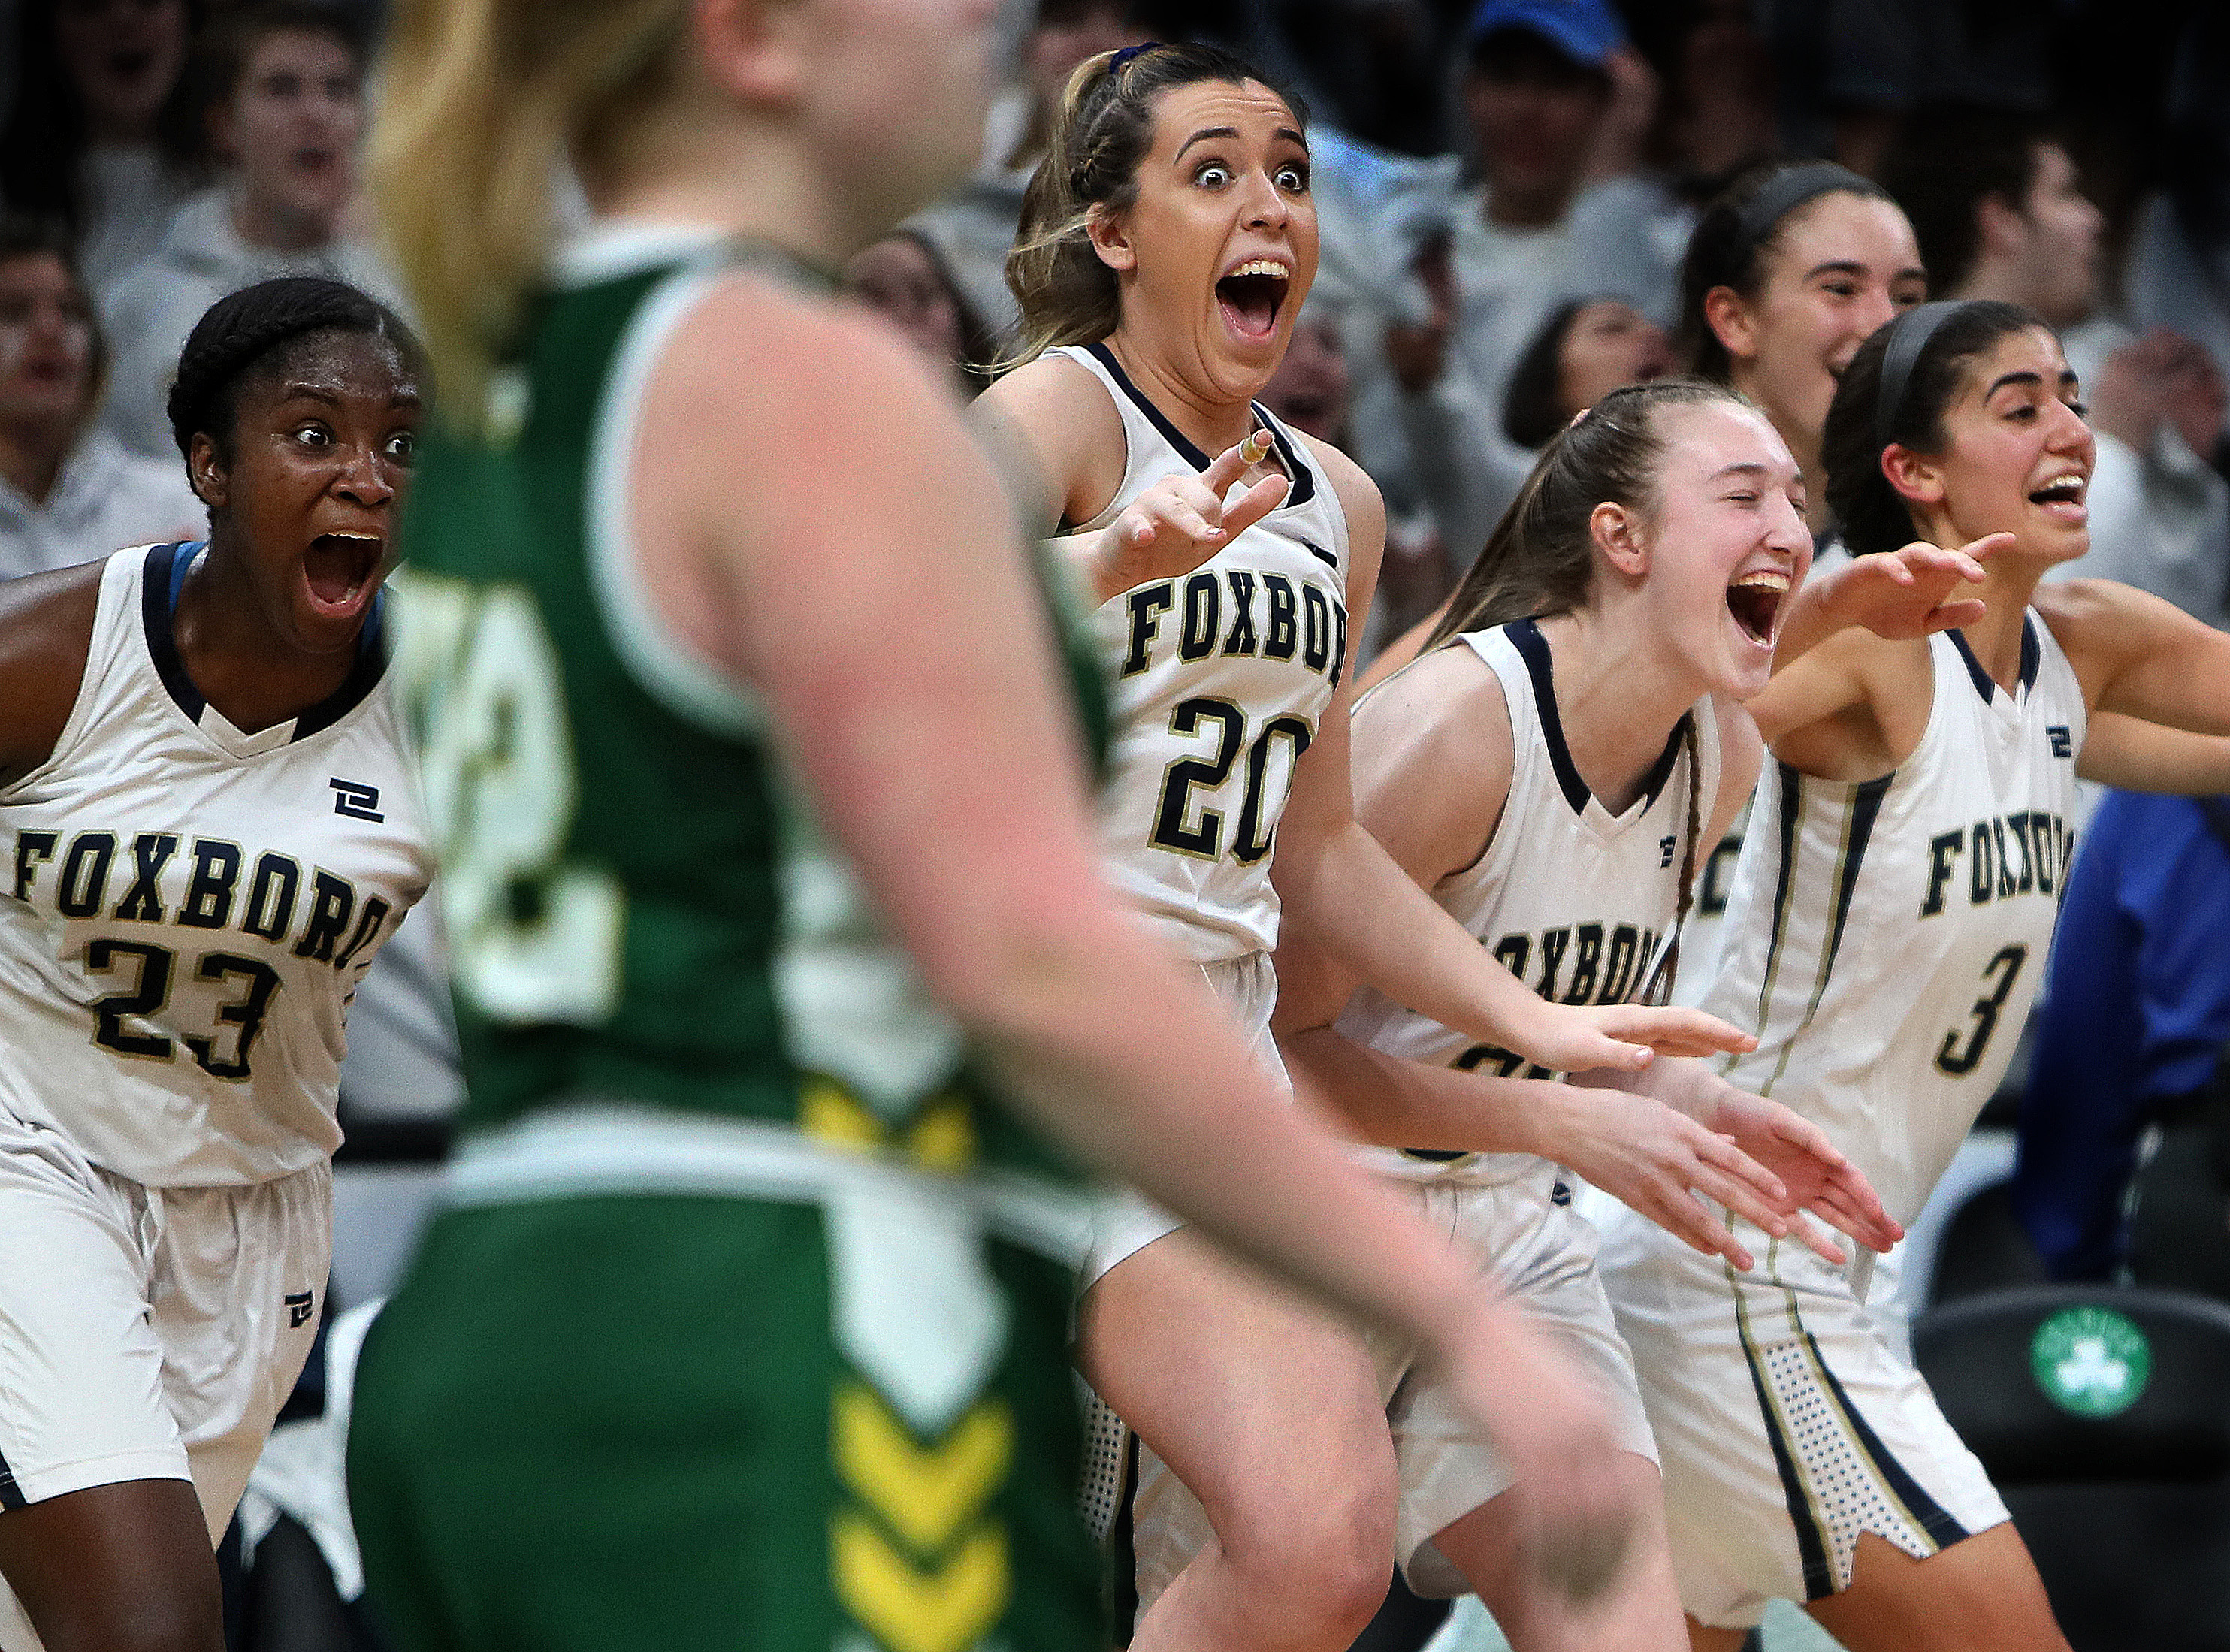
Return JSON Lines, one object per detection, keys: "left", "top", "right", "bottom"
{"left": 0, "top": 277, "right": 431, "bottom": 1652}
{"left": 977, "top": 43, "right": 1772, "bottom": 1651}
{"left": 1259, "top": 379, "right": 1975, "bottom": 1648}
{"left": 1603, "top": 297, "right": 2230, "bottom": 1650}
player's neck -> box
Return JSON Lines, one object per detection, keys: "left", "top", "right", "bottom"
{"left": 1537, "top": 609, "right": 1702, "bottom": 814}
{"left": 1101, "top": 328, "right": 1264, "bottom": 460}
{"left": 171, "top": 536, "right": 364, "bottom": 733}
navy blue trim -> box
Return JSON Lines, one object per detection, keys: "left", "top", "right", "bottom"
{"left": 1805, "top": 772, "right": 1893, "bottom": 1027}
{"left": 1508, "top": 618, "right": 1688, "bottom": 819}
{"left": 1737, "top": 1315, "right": 1835, "bottom": 1599}
{"left": 1802, "top": 1329, "right": 1973, "bottom": 1550}
{"left": 1248, "top": 403, "right": 1319, "bottom": 508}
{"left": 0, "top": 1440, "right": 25, "bottom": 1511}
{"left": 143, "top": 541, "right": 207, "bottom": 722}
{"left": 1083, "top": 343, "right": 1319, "bottom": 509}
{"left": 142, "top": 540, "right": 391, "bottom": 742}
{"left": 1754, "top": 760, "right": 1805, "bottom": 1034}
{"left": 1947, "top": 615, "right": 2041, "bottom": 705}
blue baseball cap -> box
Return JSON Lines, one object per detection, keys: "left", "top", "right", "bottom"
{"left": 1467, "top": 0, "right": 1626, "bottom": 68}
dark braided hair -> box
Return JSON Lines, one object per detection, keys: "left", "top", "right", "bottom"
{"left": 167, "top": 276, "right": 425, "bottom": 467}
{"left": 1822, "top": 298, "right": 2041, "bottom": 558}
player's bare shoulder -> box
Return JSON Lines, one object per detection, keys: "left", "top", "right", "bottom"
{"left": 0, "top": 558, "right": 108, "bottom": 787}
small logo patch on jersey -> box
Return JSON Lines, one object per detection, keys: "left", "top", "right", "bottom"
{"left": 2047, "top": 726, "right": 2072, "bottom": 759}
{"left": 284, "top": 1289, "right": 315, "bottom": 1329}
{"left": 330, "top": 778, "right": 384, "bottom": 822}
{"left": 1660, "top": 834, "right": 1677, "bottom": 869}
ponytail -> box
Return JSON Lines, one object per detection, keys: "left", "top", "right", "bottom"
{"left": 369, "top": 0, "right": 687, "bottom": 425}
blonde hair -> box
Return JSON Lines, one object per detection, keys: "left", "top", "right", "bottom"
{"left": 369, "top": 0, "right": 688, "bottom": 423}
{"left": 1005, "top": 40, "right": 1301, "bottom": 365}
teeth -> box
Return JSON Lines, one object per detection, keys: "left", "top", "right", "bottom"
{"left": 1228, "top": 259, "right": 1289, "bottom": 279}
{"left": 1730, "top": 570, "right": 1790, "bottom": 592}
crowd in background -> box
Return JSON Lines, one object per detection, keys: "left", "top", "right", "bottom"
{"left": 5, "top": 0, "right": 2230, "bottom": 1537}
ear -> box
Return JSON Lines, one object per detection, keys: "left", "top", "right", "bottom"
{"left": 1590, "top": 500, "right": 1648, "bottom": 580}
{"left": 690, "top": 0, "right": 805, "bottom": 105}
{"left": 1702, "top": 285, "right": 1756, "bottom": 364}
{"left": 1086, "top": 202, "right": 1137, "bottom": 274}
{"left": 1880, "top": 442, "right": 1945, "bottom": 509}
{"left": 189, "top": 432, "right": 229, "bottom": 512}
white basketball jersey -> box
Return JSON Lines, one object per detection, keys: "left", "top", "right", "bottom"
{"left": 1702, "top": 616, "right": 2084, "bottom": 1228}
{"left": 1056, "top": 343, "right": 1352, "bottom": 962}
{"left": 1337, "top": 621, "right": 1722, "bottom": 1185}
{"left": 0, "top": 544, "right": 433, "bottom": 1185}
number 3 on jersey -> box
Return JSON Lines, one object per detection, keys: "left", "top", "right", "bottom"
{"left": 1149, "top": 696, "right": 1313, "bottom": 863}
{"left": 392, "top": 572, "right": 623, "bottom": 1025}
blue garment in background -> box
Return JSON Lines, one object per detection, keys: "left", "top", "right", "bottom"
{"left": 2013, "top": 791, "right": 2230, "bottom": 1279}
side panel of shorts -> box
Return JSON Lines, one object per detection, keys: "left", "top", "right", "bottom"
{"left": 1600, "top": 1214, "right": 2008, "bottom": 1631}
{"left": 1082, "top": 953, "right": 1288, "bottom": 1286}
{"left": 0, "top": 1121, "right": 185, "bottom": 1509}
{"left": 1381, "top": 1175, "right": 1659, "bottom": 1598}
{"left": 347, "top": 1191, "right": 1101, "bottom": 1652}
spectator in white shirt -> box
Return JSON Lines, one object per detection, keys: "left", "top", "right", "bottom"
{"left": 98, "top": 0, "right": 402, "bottom": 461}
{"left": 0, "top": 0, "right": 206, "bottom": 305}
{"left": 0, "top": 216, "right": 201, "bottom": 578}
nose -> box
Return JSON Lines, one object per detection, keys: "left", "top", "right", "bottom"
{"left": 1241, "top": 168, "right": 1290, "bottom": 232}
{"left": 1853, "top": 285, "right": 1901, "bottom": 346}
{"left": 331, "top": 442, "right": 394, "bottom": 508}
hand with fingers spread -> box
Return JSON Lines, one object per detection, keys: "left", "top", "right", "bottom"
{"left": 1079, "top": 430, "right": 1290, "bottom": 603}
{"left": 1508, "top": 998, "right": 1758, "bottom": 1077}
{"left": 1530, "top": 1082, "right": 1800, "bottom": 1271}
{"left": 1698, "top": 1086, "right": 1902, "bottom": 1258}
{"left": 1820, "top": 533, "right": 2008, "bottom": 641}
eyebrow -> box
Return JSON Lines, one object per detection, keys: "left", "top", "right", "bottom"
{"left": 277, "top": 383, "right": 422, "bottom": 408}
{"left": 1174, "top": 125, "right": 1307, "bottom": 161}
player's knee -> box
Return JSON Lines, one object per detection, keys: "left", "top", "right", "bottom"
{"left": 1219, "top": 1474, "right": 1395, "bottom": 1638}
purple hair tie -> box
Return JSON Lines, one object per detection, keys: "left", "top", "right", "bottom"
{"left": 1108, "top": 41, "right": 1161, "bottom": 74}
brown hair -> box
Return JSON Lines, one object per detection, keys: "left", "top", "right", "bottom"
{"left": 1005, "top": 40, "right": 1304, "bottom": 364}
{"left": 1427, "top": 377, "right": 1754, "bottom": 992}
{"left": 369, "top": 0, "right": 687, "bottom": 421}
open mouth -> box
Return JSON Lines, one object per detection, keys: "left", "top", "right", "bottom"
{"left": 1727, "top": 569, "right": 1789, "bottom": 644}
{"left": 302, "top": 532, "right": 382, "bottom": 617}
{"left": 1216, "top": 260, "right": 1290, "bottom": 342}
{"left": 292, "top": 146, "right": 337, "bottom": 177}
{"left": 2028, "top": 473, "right": 2086, "bottom": 517}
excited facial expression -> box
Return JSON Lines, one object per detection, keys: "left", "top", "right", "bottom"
{"left": 1897, "top": 326, "right": 2093, "bottom": 568}
{"left": 1724, "top": 192, "right": 1926, "bottom": 451}
{"left": 0, "top": 252, "right": 96, "bottom": 430}
{"left": 1096, "top": 79, "right": 1318, "bottom": 400}
{"left": 191, "top": 329, "right": 419, "bottom": 656}
{"left": 216, "top": 29, "right": 364, "bottom": 237}
{"left": 1625, "top": 400, "right": 1811, "bottom": 701}
{"left": 55, "top": 0, "right": 189, "bottom": 142}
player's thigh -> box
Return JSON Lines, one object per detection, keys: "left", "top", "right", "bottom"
{"left": 1804, "top": 1526, "right": 2069, "bottom": 1652}
{"left": 1078, "top": 1224, "right": 1394, "bottom": 1545}
{"left": 0, "top": 1479, "right": 223, "bottom": 1652}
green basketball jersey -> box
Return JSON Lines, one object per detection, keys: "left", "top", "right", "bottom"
{"left": 390, "top": 235, "right": 1107, "bottom": 1181}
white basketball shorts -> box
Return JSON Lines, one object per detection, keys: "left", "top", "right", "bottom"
{"left": 1082, "top": 951, "right": 1290, "bottom": 1286}
{"left": 0, "top": 1098, "right": 330, "bottom": 1533}
{"left": 1599, "top": 1206, "right": 2008, "bottom": 1630}
{"left": 1129, "top": 1161, "right": 1660, "bottom": 1605}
